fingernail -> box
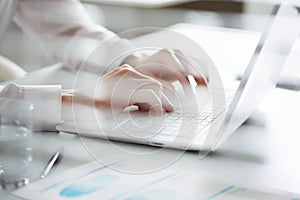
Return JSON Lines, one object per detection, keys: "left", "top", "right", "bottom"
{"left": 156, "top": 107, "right": 163, "bottom": 115}
{"left": 166, "top": 105, "right": 174, "bottom": 112}
{"left": 156, "top": 108, "right": 163, "bottom": 115}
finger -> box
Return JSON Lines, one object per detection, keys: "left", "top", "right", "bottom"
{"left": 153, "top": 48, "right": 186, "bottom": 72}
{"left": 194, "top": 76, "right": 207, "bottom": 86}
{"left": 103, "top": 64, "right": 129, "bottom": 77}
{"left": 135, "top": 103, "right": 150, "bottom": 112}
{"left": 106, "top": 64, "right": 148, "bottom": 82}
{"left": 136, "top": 93, "right": 173, "bottom": 113}
{"left": 156, "top": 78, "right": 175, "bottom": 95}
{"left": 138, "top": 49, "right": 193, "bottom": 91}
{"left": 154, "top": 49, "right": 195, "bottom": 96}
{"left": 136, "top": 86, "right": 174, "bottom": 112}
{"left": 150, "top": 49, "right": 189, "bottom": 80}
{"left": 117, "top": 64, "right": 146, "bottom": 79}
{"left": 160, "top": 63, "right": 194, "bottom": 96}
{"left": 131, "top": 89, "right": 163, "bottom": 115}
{"left": 173, "top": 49, "right": 208, "bottom": 86}
{"left": 161, "top": 93, "right": 174, "bottom": 112}
{"left": 163, "top": 48, "right": 186, "bottom": 73}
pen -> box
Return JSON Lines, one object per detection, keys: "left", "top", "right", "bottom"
{"left": 40, "top": 146, "right": 64, "bottom": 179}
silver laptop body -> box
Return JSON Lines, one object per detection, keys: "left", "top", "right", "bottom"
{"left": 57, "top": 1, "right": 299, "bottom": 152}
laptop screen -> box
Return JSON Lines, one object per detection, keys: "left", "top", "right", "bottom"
{"left": 201, "top": 0, "right": 300, "bottom": 156}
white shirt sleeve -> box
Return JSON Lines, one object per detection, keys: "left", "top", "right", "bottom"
{"left": 3, "top": 1, "right": 134, "bottom": 131}
{"left": 13, "top": 0, "right": 134, "bottom": 74}
{"left": 0, "top": 83, "right": 62, "bottom": 132}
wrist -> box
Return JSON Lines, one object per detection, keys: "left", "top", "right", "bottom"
{"left": 62, "top": 89, "right": 110, "bottom": 108}
{"left": 61, "top": 89, "right": 75, "bottom": 104}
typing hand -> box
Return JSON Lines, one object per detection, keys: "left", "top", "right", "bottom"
{"left": 122, "top": 48, "right": 207, "bottom": 96}
{"left": 62, "top": 65, "right": 173, "bottom": 115}
{"left": 95, "top": 64, "right": 174, "bottom": 115}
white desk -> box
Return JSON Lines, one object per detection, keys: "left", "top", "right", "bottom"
{"left": 2, "top": 24, "right": 300, "bottom": 199}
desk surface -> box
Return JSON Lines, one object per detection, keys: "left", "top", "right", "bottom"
{"left": 2, "top": 24, "right": 300, "bottom": 198}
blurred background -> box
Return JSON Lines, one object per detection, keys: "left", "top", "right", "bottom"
{"left": 0, "top": 0, "right": 298, "bottom": 77}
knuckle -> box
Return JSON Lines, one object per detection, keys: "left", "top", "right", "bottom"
{"left": 118, "top": 65, "right": 134, "bottom": 74}
{"left": 159, "top": 48, "right": 170, "bottom": 53}
{"left": 120, "top": 63, "right": 133, "bottom": 69}
{"left": 158, "top": 48, "right": 172, "bottom": 56}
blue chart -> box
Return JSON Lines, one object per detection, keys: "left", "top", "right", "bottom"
{"left": 204, "top": 185, "right": 300, "bottom": 200}
{"left": 60, "top": 174, "right": 119, "bottom": 198}
{"left": 14, "top": 161, "right": 299, "bottom": 200}
{"left": 110, "top": 173, "right": 177, "bottom": 200}
{"left": 57, "top": 171, "right": 177, "bottom": 199}
{"left": 36, "top": 161, "right": 178, "bottom": 200}
{"left": 205, "top": 185, "right": 235, "bottom": 200}
{"left": 40, "top": 163, "right": 117, "bottom": 193}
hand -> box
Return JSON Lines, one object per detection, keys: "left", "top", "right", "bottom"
{"left": 122, "top": 48, "right": 207, "bottom": 95}
{"left": 64, "top": 64, "right": 174, "bottom": 115}
{"left": 99, "top": 64, "right": 173, "bottom": 115}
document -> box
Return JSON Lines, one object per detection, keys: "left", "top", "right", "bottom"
{"left": 13, "top": 161, "right": 299, "bottom": 200}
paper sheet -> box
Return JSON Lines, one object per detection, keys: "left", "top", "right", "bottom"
{"left": 13, "top": 161, "right": 299, "bottom": 200}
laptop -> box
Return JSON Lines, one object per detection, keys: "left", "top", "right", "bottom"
{"left": 57, "top": 1, "right": 299, "bottom": 154}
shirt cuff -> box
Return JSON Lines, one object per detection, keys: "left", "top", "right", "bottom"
{"left": 22, "top": 85, "right": 62, "bottom": 131}
{"left": 0, "top": 83, "right": 62, "bottom": 131}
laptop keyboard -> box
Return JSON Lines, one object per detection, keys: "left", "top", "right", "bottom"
{"left": 118, "top": 89, "right": 236, "bottom": 139}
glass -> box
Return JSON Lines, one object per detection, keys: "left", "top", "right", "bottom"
{"left": 0, "top": 97, "right": 34, "bottom": 190}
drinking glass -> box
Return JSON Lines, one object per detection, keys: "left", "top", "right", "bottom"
{"left": 0, "top": 97, "right": 34, "bottom": 190}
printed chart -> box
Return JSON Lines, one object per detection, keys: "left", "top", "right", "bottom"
{"left": 14, "top": 161, "right": 299, "bottom": 200}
